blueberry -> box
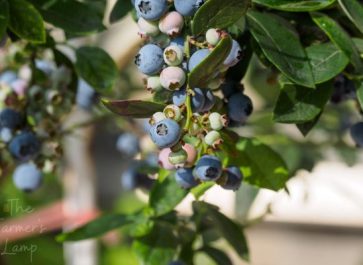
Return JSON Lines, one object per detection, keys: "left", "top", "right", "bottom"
{"left": 121, "top": 163, "right": 154, "bottom": 190}
{"left": 223, "top": 40, "right": 242, "bottom": 68}
{"left": 172, "top": 89, "right": 187, "bottom": 106}
{"left": 0, "top": 108, "right": 24, "bottom": 130}
{"left": 135, "top": 44, "right": 164, "bottom": 75}
{"left": 192, "top": 88, "right": 206, "bottom": 112}
{"left": 160, "top": 66, "right": 186, "bottom": 90}
{"left": 170, "top": 36, "right": 185, "bottom": 49}
{"left": 116, "top": 133, "right": 140, "bottom": 156}
{"left": 121, "top": 167, "right": 138, "bottom": 190}
{"left": 76, "top": 79, "right": 97, "bottom": 110}
{"left": 206, "top": 28, "right": 221, "bottom": 46}
{"left": 0, "top": 70, "right": 17, "bottom": 84}
{"left": 200, "top": 89, "right": 215, "bottom": 112}
{"left": 13, "top": 163, "right": 43, "bottom": 192}
{"left": 220, "top": 80, "right": 243, "bottom": 99}
{"left": 0, "top": 127, "right": 13, "bottom": 143}
{"left": 350, "top": 122, "right": 363, "bottom": 147}
{"left": 188, "top": 49, "right": 210, "bottom": 71}
{"left": 175, "top": 168, "right": 199, "bottom": 189}
{"left": 331, "top": 74, "right": 356, "bottom": 104}
{"left": 135, "top": 0, "right": 168, "bottom": 21}
{"left": 194, "top": 155, "right": 222, "bottom": 181}
{"left": 159, "top": 11, "right": 184, "bottom": 36}
{"left": 9, "top": 131, "right": 41, "bottom": 161}
{"left": 222, "top": 166, "right": 243, "bottom": 191}
{"left": 149, "top": 118, "right": 181, "bottom": 148}
{"left": 174, "top": 0, "right": 205, "bottom": 16}
{"left": 35, "top": 60, "right": 55, "bottom": 75}
{"left": 227, "top": 93, "right": 253, "bottom": 123}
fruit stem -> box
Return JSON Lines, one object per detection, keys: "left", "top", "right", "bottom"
{"left": 183, "top": 87, "right": 193, "bottom": 131}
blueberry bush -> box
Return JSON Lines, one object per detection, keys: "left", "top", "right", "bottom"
{"left": 1, "top": 0, "right": 363, "bottom": 264}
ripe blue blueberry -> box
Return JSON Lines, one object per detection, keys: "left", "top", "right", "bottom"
{"left": 200, "top": 89, "right": 215, "bottom": 112}
{"left": 135, "top": 44, "right": 164, "bottom": 75}
{"left": 350, "top": 122, "right": 363, "bottom": 147}
{"left": 134, "top": 0, "right": 168, "bottom": 21}
{"left": 227, "top": 93, "right": 253, "bottom": 123}
{"left": 221, "top": 80, "right": 243, "bottom": 99}
{"left": 0, "top": 127, "right": 13, "bottom": 143}
{"left": 8, "top": 131, "right": 41, "bottom": 161}
{"left": 116, "top": 133, "right": 140, "bottom": 156}
{"left": 76, "top": 79, "right": 97, "bottom": 110}
{"left": 174, "top": 0, "right": 205, "bottom": 16}
{"left": 121, "top": 163, "right": 154, "bottom": 190}
{"left": 0, "top": 108, "right": 23, "bottom": 130}
{"left": 331, "top": 74, "right": 356, "bottom": 104}
{"left": 223, "top": 40, "right": 242, "bottom": 68}
{"left": 170, "top": 36, "right": 185, "bottom": 49}
{"left": 172, "top": 88, "right": 205, "bottom": 112}
{"left": 192, "top": 88, "right": 206, "bottom": 112}
{"left": 194, "top": 155, "right": 222, "bottom": 181}
{"left": 0, "top": 70, "right": 17, "bottom": 84}
{"left": 222, "top": 166, "right": 243, "bottom": 191}
{"left": 149, "top": 118, "right": 181, "bottom": 148}
{"left": 188, "top": 49, "right": 210, "bottom": 71}
{"left": 13, "top": 163, "right": 43, "bottom": 192}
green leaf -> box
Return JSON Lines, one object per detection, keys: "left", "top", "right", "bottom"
{"left": 191, "top": 182, "right": 214, "bottom": 199}
{"left": 247, "top": 11, "right": 315, "bottom": 88}
{"left": 201, "top": 247, "right": 233, "bottom": 265}
{"left": 75, "top": 46, "right": 118, "bottom": 93}
{"left": 353, "top": 38, "right": 363, "bottom": 54}
{"left": 306, "top": 42, "right": 349, "bottom": 84}
{"left": 30, "top": 0, "right": 105, "bottom": 35}
{"left": 311, "top": 12, "right": 363, "bottom": 73}
{"left": 356, "top": 80, "right": 363, "bottom": 111}
{"left": 296, "top": 112, "right": 322, "bottom": 136}
{"left": 56, "top": 214, "right": 132, "bottom": 242}
{"left": 193, "top": 201, "right": 249, "bottom": 261}
{"left": 232, "top": 138, "right": 290, "bottom": 191}
{"left": 273, "top": 81, "right": 333, "bottom": 123}
{"left": 253, "top": 0, "right": 336, "bottom": 12}
{"left": 149, "top": 174, "right": 188, "bottom": 216}
{"left": 0, "top": 0, "right": 9, "bottom": 39}
{"left": 102, "top": 99, "right": 165, "bottom": 118}
{"left": 192, "top": 0, "right": 250, "bottom": 35}
{"left": 188, "top": 36, "right": 232, "bottom": 88}
{"left": 110, "top": 0, "right": 133, "bottom": 23}
{"left": 133, "top": 224, "right": 177, "bottom": 265}
{"left": 338, "top": 0, "right": 363, "bottom": 34}
{"left": 8, "top": 0, "right": 45, "bottom": 43}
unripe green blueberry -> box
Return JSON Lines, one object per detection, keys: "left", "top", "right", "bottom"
{"left": 163, "top": 104, "right": 182, "bottom": 121}
{"left": 150, "top": 34, "right": 170, "bottom": 48}
{"left": 138, "top": 17, "right": 160, "bottom": 37}
{"left": 205, "top": 130, "right": 223, "bottom": 147}
{"left": 150, "top": 111, "right": 167, "bottom": 125}
{"left": 206, "top": 28, "right": 221, "bottom": 46}
{"left": 146, "top": 76, "right": 163, "bottom": 92}
{"left": 47, "top": 90, "right": 62, "bottom": 105}
{"left": 209, "top": 112, "right": 228, "bottom": 130}
{"left": 168, "top": 148, "right": 188, "bottom": 168}
{"left": 208, "top": 77, "right": 223, "bottom": 90}
{"left": 163, "top": 45, "right": 184, "bottom": 66}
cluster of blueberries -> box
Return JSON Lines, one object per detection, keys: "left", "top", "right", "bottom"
{"left": 331, "top": 75, "right": 363, "bottom": 148}
{"left": 130, "top": 0, "right": 254, "bottom": 191}
{"left": 0, "top": 53, "right": 96, "bottom": 192}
